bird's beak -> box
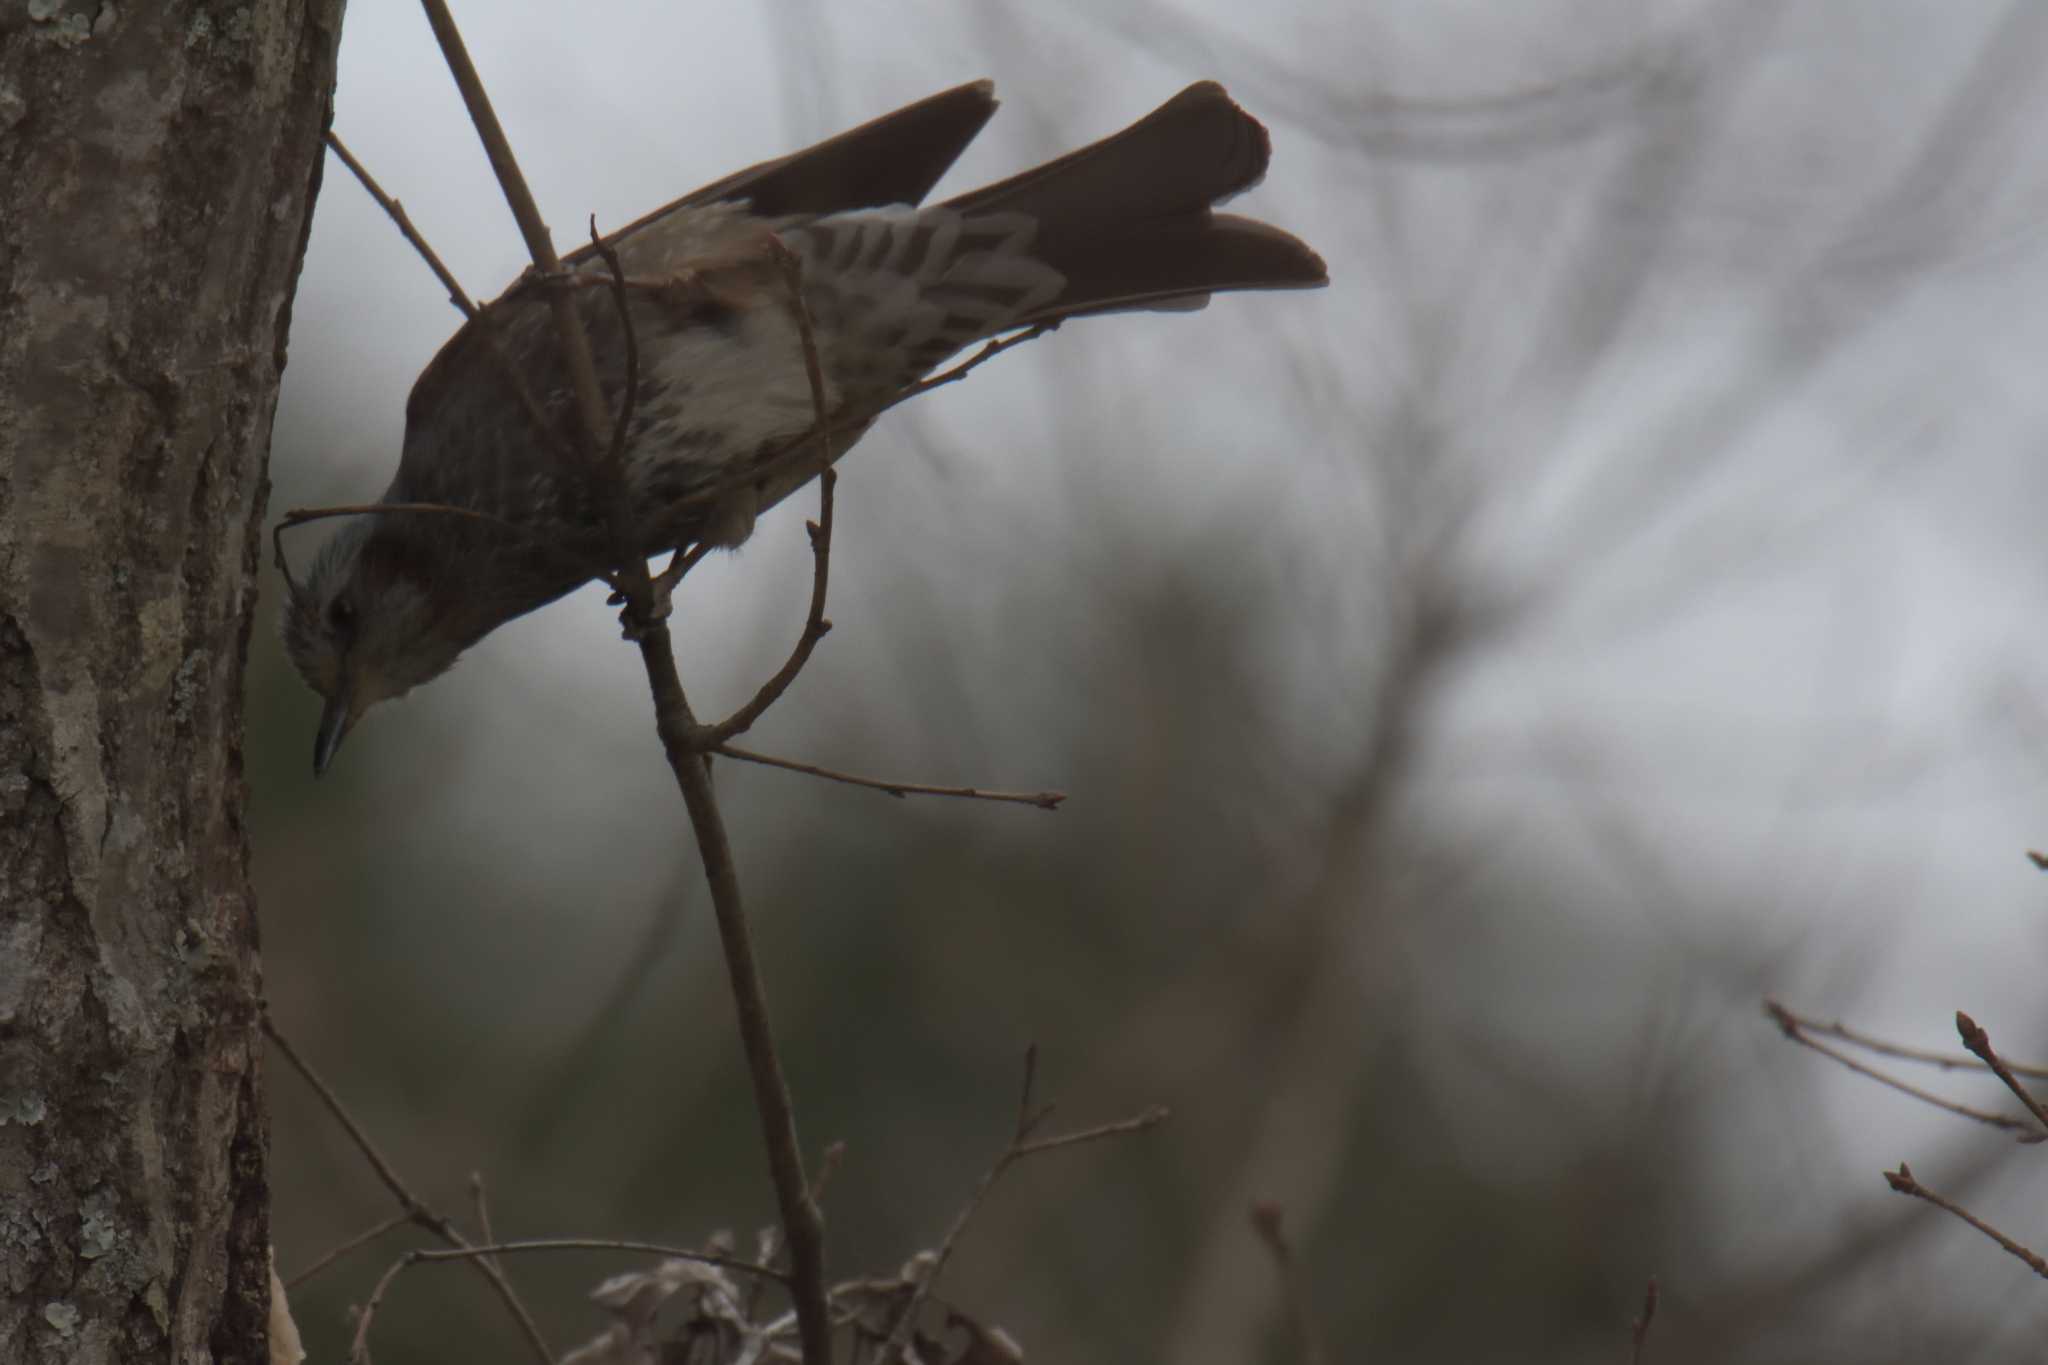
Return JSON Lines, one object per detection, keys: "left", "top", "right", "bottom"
{"left": 314, "top": 685, "right": 354, "bottom": 777}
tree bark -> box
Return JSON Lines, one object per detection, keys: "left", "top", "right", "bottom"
{"left": 0, "top": 5, "right": 344, "bottom": 1363}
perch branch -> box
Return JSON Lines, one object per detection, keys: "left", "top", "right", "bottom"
{"left": 414, "top": 5, "right": 832, "bottom": 1361}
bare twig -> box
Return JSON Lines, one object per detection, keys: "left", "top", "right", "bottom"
{"left": 1764, "top": 999, "right": 2048, "bottom": 1078}
{"left": 1629, "top": 1277, "right": 1658, "bottom": 1365}
{"left": 715, "top": 744, "right": 1067, "bottom": 810}
{"left": 879, "top": 1052, "right": 1168, "bottom": 1361}
{"left": 285, "top": 1211, "right": 410, "bottom": 1292}
{"left": 1885, "top": 1162, "right": 2048, "bottom": 1280}
{"left": 1764, "top": 1002, "right": 2043, "bottom": 1138}
{"left": 264, "top": 1014, "right": 553, "bottom": 1363}
{"left": 1249, "top": 1202, "right": 1328, "bottom": 1365}
{"left": 1955, "top": 1011, "right": 2048, "bottom": 1137}
{"left": 701, "top": 237, "right": 838, "bottom": 745}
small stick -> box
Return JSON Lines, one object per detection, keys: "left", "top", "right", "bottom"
{"left": 715, "top": 743, "right": 1066, "bottom": 810}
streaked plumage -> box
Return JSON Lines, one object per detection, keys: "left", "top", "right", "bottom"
{"left": 284, "top": 80, "right": 1327, "bottom": 773}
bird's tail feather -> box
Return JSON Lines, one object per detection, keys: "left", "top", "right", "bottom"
{"left": 945, "top": 81, "right": 1328, "bottom": 319}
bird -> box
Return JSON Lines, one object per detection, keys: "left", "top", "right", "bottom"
{"left": 282, "top": 79, "right": 1328, "bottom": 775}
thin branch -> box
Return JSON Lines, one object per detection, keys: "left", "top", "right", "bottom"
{"left": 1955, "top": 1011, "right": 2048, "bottom": 1137}
{"left": 285, "top": 1212, "right": 410, "bottom": 1292}
{"left": 1249, "top": 1202, "right": 1328, "bottom": 1365}
{"left": 1763, "top": 1002, "right": 2041, "bottom": 1138}
{"left": 715, "top": 743, "right": 1066, "bottom": 810}
{"left": 264, "top": 1015, "right": 553, "bottom": 1363}
{"left": 1885, "top": 1162, "right": 2048, "bottom": 1280}
{"left": 701, "top": 237, "right": 838, "bottom": 745}
{"left": 880, "top": 1054, "right": 1168, "bottom": 1362}
{"left": 1764, "top": 999, "right": 2048, "bottom": 1078}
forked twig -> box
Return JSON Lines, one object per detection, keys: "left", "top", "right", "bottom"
{"left": 1763, "top": 1002, "right": 2043, "bottom": 1139}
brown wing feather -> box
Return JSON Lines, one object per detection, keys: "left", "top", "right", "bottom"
{"left": 568, "top": 78, "right": 999, "bottom": 264}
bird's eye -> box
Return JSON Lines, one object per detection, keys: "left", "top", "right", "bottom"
{"left": 327, "top": 598, "right": 356, "bottom": 633}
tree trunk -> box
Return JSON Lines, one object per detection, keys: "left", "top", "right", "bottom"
{"left": 0, "top": 5, "right": 344, "bottom": 1362}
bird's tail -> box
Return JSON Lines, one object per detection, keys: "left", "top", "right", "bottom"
{"left": 944, "top": 81, "right": 1328, "bottom": 319}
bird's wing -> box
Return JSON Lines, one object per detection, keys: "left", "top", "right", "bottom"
{"left": 566, "top": 78, "right": 1000, "bottom": 263}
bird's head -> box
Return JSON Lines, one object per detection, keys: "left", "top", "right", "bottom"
{"left": 281, "top": 516, "right": 472, "bottom": 776}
